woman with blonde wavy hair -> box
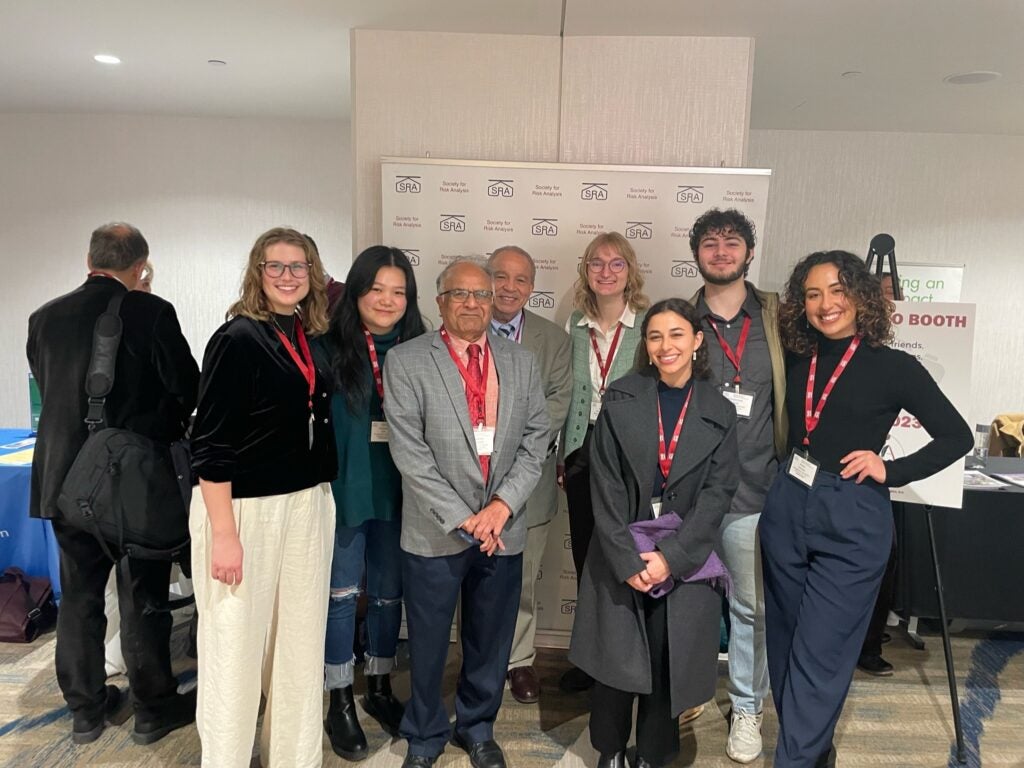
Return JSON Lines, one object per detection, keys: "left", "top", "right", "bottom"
{"left": 190, "top": 227, "right": 338, "bottom": 766}
{"left": 559, "top": 231, "right": 649, "bottom": 693}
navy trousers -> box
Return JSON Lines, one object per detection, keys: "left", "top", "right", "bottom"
{"left": 400, "top": 546, "right": 522, "bottom": 758}
{"left": 759, "top": 468, "right": 892, "bottom": 768}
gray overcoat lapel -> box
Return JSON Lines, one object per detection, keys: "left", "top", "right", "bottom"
{"left": 663, "top": 385, "right": 720, "bottom": 490}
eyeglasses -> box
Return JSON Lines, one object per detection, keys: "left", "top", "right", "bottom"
{"left": 439, "top": 288, "right": 494, "bottom": 303}
{"left": 587, "top": 258, "right": 628, "bottom": 274}
{"left": 261, "top": 261, "right": 310, "bottom": 278}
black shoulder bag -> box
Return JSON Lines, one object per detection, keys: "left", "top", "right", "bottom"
{"left": 56, "top": 292, "right": 193, "bottom": 612}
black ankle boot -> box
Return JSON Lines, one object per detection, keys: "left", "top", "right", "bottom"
{"left": 362, "top": 673, "right": 405, "bottom": 736}
{"left": 325, "top": 686, "right": 368, "bottom": 760}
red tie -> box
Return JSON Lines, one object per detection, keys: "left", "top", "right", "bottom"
{"left": 467, "top": 344, "right": 489, "bottom": 482}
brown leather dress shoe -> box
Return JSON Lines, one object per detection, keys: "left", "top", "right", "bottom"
{"left": 507, "top": 666, "right": 540, "bottom": 703}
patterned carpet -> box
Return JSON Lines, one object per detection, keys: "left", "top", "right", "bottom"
{"left": 1, "top": 623, "right": 1022, "bottom": 767}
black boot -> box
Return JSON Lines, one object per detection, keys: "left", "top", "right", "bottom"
{"left": 325, "top": 686, "right": 368, "bottom": 761}
{"left": 362, "top": 673, "right": 405, "bottom": 736}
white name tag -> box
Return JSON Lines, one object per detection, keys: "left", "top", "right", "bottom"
{"left": 370, "top": 421, "right": 391, "bottom": 443}
{"left": 722, "top": 386, "right": 755, "bottom": 419}
{"left": 651, "top": 499, "right": 663, "bottom": 519}
{"left": 590, "top": 397, "right": 602, "bottom": 423}
{"left": 474, "top": 426, "right": 495, "bottom": 456}
{"left": 787, "top": 449, "right": 820, "bottom": 488}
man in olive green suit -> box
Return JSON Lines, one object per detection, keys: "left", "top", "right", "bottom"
{"left": 487, "top": 246, "right": 572, "bottom": 704}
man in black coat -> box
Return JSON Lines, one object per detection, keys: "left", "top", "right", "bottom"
{"left": 27, "top": 222, "right": 200, "bottom": 745}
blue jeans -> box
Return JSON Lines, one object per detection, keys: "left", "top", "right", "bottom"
{"left": 324, "top": 519, "right": 403, "bottom": 689}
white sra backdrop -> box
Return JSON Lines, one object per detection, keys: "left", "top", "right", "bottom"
{"left": 381, "top": 158, "right": 771, "bottom": 329}
{"left": 886, "top": 301, "right": 975, "bottom": 508}
{"left": 382, "top": 157, "right": 771, "bottom": 648}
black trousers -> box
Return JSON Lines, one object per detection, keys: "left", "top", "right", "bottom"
{"left": 565, "top": 427, "right": 595, "bottom": 581}
{"left": 52, "top": 520, "right": 178, "bottom": 725}
{"left": 861, "top": 515, "right": 898, "bottom": 657}
{"left": 590, "top": 594, "right": 677, "bottom": 766}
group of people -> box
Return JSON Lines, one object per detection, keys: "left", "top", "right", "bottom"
{"left": 27, "top": 210, "right": 971, "bottom": 768}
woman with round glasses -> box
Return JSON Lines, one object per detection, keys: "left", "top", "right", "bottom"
{"left": 560, "top": 231, "right": 649, "bottom": 693}
{"left": 319, "top": 246, "right": 426, "bottom": 759}
{"left": 190, "top": 227, "right": 338, "bottom": 766}
{"left": 761, "top": 250, "right": 971, "bottom": 766}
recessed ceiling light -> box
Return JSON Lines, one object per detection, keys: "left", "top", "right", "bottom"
{"left": 943, "top": 71, "right": 1001, "bottom": 85}
{"left": 94, "top": 54, "right": 121, "bottom": 65}
{"left": 207, "top": 59, "right": 227, "bottom": 66}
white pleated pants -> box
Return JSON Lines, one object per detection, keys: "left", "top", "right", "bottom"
{"left": 190, "top": 483, "right": 336, "bottom": 768}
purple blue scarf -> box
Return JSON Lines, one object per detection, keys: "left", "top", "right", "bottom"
{"left": 628, "top": 512, "right": 732, "bottom": 599}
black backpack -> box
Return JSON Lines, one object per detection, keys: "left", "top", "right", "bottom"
{"left": 56, "top": 291, "right": 193, "bottom": 612}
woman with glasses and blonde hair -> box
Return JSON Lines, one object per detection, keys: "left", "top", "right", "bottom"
{"left": 190, "top": 227, "right": 338, "bottom": 767}
{"left": 559, "top": 231, "right": 649, "bottom": 693}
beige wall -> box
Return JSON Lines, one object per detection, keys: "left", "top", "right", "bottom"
{"left": 351, "top": 30, "right": 754, "bottom": 251}
{"left": 2, "top": 113, "right": 350, "bottom": 428}
{"left": 748, "top": 128, "right": 1024, "bottom": 425}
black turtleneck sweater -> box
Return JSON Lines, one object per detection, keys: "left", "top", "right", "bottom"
{"left": 784, "top": 335, "right": 972, "bottom": 487}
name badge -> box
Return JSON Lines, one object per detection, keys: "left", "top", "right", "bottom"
{"left": 722, "top": 386, "right": 755, "bottom": 419}
{"left": 474, "top": 426, "right": 495, "bottom": 456}
{"left": 651, "top": 499, "right": 663, "bottom": 519}
{"left": 787, "top": 449, "right": 820, "bottom": 488}
{"left": 370, "top": 421, "right": 390, "bottom": 443}
{"left": 590, "top": 397, "right": 602, "bottom": 423}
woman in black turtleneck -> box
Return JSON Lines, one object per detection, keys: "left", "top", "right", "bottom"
{"left": 189, "top": 227, "right": 337, "bottom": 767}
{"left": 760, "top": 251, "right": 971, "bottom": 768}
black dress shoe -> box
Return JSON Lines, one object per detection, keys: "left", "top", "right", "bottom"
{"left": 451, "top": 732, "right": 507, "bottom": 768}
{"left": 131, "top": 688, "right": 197, "bottom": 745}
{"left": 324, "top": 686, "right": 368, "bottom": 760}
{"left": 597, "top": 750, "right": 626, "bottom": 768}
{"left": 507, "top": 666, "right": 540, "bottom": 704}
{"left": 558, "top": 665, "right": 594, "bottom": 693}
{"left": 629, "top": 755, "right": 658, "bottom": 768}
{"left": 857, "top": 653, "right": 895, "bottom": 676}
{"left": 402, "top": 754, "right": 437, "bottom": 768}
{"left": 72, "top": 684, "right": 124, "bottom": 745}
{"left": 362, "top": 673, "right": 405, "bottom": 736}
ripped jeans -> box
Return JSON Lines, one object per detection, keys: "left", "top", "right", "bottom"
{"left": 324, "top": 519, "right": 403, "bottom": 689}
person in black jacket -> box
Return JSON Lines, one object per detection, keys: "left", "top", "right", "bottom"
{"left": 760, "top": 251, "right": 972, "bottom": 767}
{"left": 27, "top": 222, "right": 199, "bottom": 745}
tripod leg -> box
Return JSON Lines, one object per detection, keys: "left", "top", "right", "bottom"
{"left": 925, "top": 507, "right": 965, "bottom": 764}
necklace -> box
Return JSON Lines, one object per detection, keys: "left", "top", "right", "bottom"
{"left": 270, "top": 314, "right": 296, "bottom": 345}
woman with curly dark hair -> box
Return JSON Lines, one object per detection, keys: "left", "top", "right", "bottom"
{"left": 570, "top": 298, "right": 739, "bottom": 768}
{"left": 760, "top": 250, "right": 971, "bottom": 767}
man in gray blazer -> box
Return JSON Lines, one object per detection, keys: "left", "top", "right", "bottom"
{"left": 487, "top": 246, "right": 572, "bottom": 704}
{"left": 384, "top": 258, "right": 548, "bottom": 768}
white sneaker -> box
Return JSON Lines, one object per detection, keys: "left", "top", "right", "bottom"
{"left": 726, "top": 709, "right": 763, "bottom": 764}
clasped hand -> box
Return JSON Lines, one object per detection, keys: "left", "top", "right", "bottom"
{"left": 461, "top": 499, "right": 510, "bottom": 556}
{"left": 626, "top": 551, "right": 670, "bottom": 593}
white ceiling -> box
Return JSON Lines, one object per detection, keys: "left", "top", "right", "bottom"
{"left": 2, "top": 0, "right": 1022, "bottom": 134}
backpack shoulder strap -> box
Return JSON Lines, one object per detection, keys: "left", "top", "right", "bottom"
{"left": 84, "top": 292, "right": 126, "bottom": 428}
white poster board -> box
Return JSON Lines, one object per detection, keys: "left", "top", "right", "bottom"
{"left": 893, "top": 262, "right": 964, "bottom": 302}
{"left": 381, "top": 158, "right": 771, "bottom": 327}
{"left": 886, "top": 301, "right": 975, "bottom": 508}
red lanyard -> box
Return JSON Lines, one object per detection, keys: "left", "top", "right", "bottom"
{"left": 362, "top": 325, "right": 386, "bottom": 403}
{"left": 589, "top": 323, "right": 624, "bottom": 395}
{"left": 803, "top": 335, "right": 861, "bottom": 446}
{"left": 440, "top": 327, "right": 490, "bottom": 427}
{"left": 707, "top": 316, "right": 751, "bottom": 385}
{"left": 657, "top": 387, "right": 693, "bottom": 488}
{"left": 272, "top": 317, "right": 316, "bottom": 412}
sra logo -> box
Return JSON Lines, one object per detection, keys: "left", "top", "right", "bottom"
{"left": 676, "top": 185, "right": 704, "bottom": 204}
{"left": 531, "top": 218, "right": 558, "bottom": 236}
{"left": 625, "top": 221, "right": 653, "bottom": 240}
{"left": 399, "top": 249, "right": 421, "bottom": 266}
{"left": 560, "top": 599, "right": 577, "bottom": 615}
{"left": 395, "top": 175, "right": 422, "bottom": 194}
{"left": 439, "top": 214, "right": 466, "bottom": 232}
{"left": 528, "top": 291, "right": 555, "bottom": 309}
{"left": 671, "top": 260, "right": 699, "bottom": 278}
{"left": 487, "top": 179, "right": 514, "bottom": 198}
{"left": 581, "top": 182, "right": 608, "bottom": 201}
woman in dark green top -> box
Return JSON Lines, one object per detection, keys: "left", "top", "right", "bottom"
{"left": 321, "top": 246, "right": 426, "bottom": 760}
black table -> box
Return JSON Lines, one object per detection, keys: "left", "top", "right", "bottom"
{"left": 896, "top": 457, "right": 1024, "bottom": 624}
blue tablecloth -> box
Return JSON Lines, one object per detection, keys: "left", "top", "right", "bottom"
{"left": 0, "top": 428, "right": 61, "bottom": 598}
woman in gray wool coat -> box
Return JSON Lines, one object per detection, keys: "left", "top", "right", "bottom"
{"left": 569, "top": 298, "right": 739, "bottom": 768}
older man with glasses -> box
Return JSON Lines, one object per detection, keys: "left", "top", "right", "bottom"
{"left": 384, "top": 257, "right": 548, "bottom": 768}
